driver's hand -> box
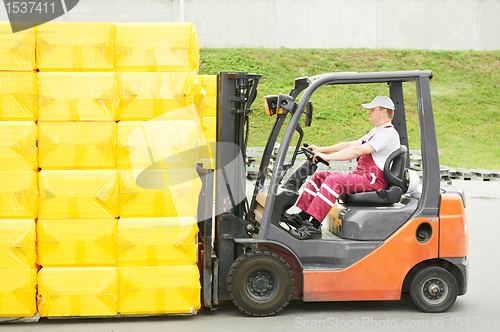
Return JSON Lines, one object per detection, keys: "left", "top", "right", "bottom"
{"left": 307, "top": 145, "right": 320, "bottom": 153}
{"left": 313, "top": 152, "right": 329, "bottom": 163}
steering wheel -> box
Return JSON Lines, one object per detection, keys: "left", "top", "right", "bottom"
{"left": 300, "top": 143, "right": 330, "bottom": 166}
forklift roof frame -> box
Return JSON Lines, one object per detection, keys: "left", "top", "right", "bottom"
{"left": 258, "top": 70, "right": 440, "bottom": 241}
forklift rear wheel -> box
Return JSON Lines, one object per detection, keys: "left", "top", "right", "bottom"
{"left": 409, "top": 266, "right": 458, "bottom": 313}
{"left": 227, "top": 250, "right": 294, "bottom": 316}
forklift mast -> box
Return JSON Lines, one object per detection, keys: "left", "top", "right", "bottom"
{"left": 200, "top": 72, "right": 262, "bottom": 307}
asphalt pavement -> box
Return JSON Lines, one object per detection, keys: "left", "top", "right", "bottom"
{"left": 5, "top": 180, "right": 500, "bottom": 332}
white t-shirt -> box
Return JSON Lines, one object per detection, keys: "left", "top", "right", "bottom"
{"left": 356, "top": 122, "right": 401, "bottom": 170}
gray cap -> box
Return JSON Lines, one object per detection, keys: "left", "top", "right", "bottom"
{"left": 362, "top": 96, "right": 395, "bottom": 110}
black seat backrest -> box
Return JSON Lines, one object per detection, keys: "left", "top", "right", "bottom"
{"left": 384, "top": 145, "right": 408, "bottom": 189}
{"left": 341, "top": 145, "right": 408, "bottom": 205}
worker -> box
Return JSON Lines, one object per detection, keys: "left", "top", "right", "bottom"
{"left": 284, "top": 96, "right": 401, "bottom": 240}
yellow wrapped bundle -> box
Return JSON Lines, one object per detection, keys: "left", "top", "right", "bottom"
{"left": 115, "top": 23, "right": 199, "bottom": 72}
{"left": 38, "top": 122, "right": 117, "bottom": 170}
{"left": 0, "top": 121, "right": 37, "bottom": 170}
{"left": 118, "top": 169, "right": 201, "bottom": 218}
{"left": 37, "top": 219, "right": 117, "bottom": 267}
{"left": 201, "top": 117, "right": 216, "bottom": 142}
{"left": 197, "top": 75, "right": 216, "bottom": 117}
{"left": 197, "top": 117, "right": 216, "bottom": 168}
{"left": 0, "top": 170, "right": 37, "bottom": 219}
{"left": 118, "top": 265, "right": 200, "bottom": 315}
{"left": 201, "top": 96, "right": 216, "bottom": 117}
{"left": 0, "top": 268, "right": 37, "bottom": 317}
{"left": 38, "top": 73, "right": 119, "bottom": 121}
{"left": 197, "top": 75, "right": 217, "bottom": 97}
{"left": 36, "top": 22, "right": 115, "bottom": 72}
{"left": 118, "top": 217, "right": 198, "bottom": 266}
{"left": 37, "top": 267, "right": 118, "bottom": 317}
{"left": 0, "top": 220, "right": 36, "bottom": 269}
{"left": 0, "top": 23, "right": 35, "bottom": 71}
{"left": 0, "top": 71, "right": 37, "bottom": 121}
{"left": 116, "top": 72, "right": 202, "bottom": 121}
{"left": 117, "top": 120, "right": 198, "bottom": 170}
{"left": 38, "top": 170, "right": 118, "bottom": 219}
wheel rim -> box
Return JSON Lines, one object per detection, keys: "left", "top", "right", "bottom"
{"left": 245, "top": 268, "right": 278, "bottom": 302}
{"left": 421, "top": 276, "right": 449, "bottom": 305}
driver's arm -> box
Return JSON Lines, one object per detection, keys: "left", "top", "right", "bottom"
{"left": 313, "top": 140, "right": 361, "bottom": 154}
{"left": 315, "top": 143, "right": 375, "bottom": 162}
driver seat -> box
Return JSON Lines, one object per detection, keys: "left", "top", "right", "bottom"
{"left": 340, "top": 145, "right": 409, "bottom": 205}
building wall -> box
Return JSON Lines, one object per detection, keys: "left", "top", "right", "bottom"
{"left": 1, "top": 0, "right": 499, "bottom": 50}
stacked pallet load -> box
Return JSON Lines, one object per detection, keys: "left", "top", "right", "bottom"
{"left": 115, "top": 22, "right": 202, "bottom": 314}
{"left": 0, "top": 23, "right": 38, "bottom": 320}
{"left": 0, "top": 21, "right": 204, "bottom": 320}
{"left": 35, "top": 22, "right": 119, "bottom": 318}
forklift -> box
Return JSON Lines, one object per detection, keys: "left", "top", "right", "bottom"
{"left": 197, "top": 71, "right": 468, "bottom": 317}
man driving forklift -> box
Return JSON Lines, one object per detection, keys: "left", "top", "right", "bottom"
{"left": 284, "top": 95, "right": 401, "bottom": 240}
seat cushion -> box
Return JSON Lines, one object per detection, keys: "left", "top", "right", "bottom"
{"left": 341, "top": 186, "right": 403, "bottom": 205}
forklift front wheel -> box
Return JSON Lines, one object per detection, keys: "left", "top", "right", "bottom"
{"left": 227, "top": 250, "right": 294, "bottom": 316}
{"left": 409, "top": 266, "right": 458, "bottom": 313}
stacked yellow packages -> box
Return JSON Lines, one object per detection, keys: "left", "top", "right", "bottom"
{"left": 0, "top": 23, "right": 35, "bottom": 71}
{"left": 37, "top": 219, "right": 117, "bottom": 267}
{"left": 118, "top": 217, "right": 198, "bottom": 266}
{"left": 116, "top": 72, "right": 202, "bottom": 121}
{"left": 0, "top": 21, "right": 203, "bottom": 318}
{"left": 38, "top": 122, "right": 117, "bottom": 170}
{"left": 0, "top": 170, "right": 38, "bottom": 219}
{"left": 38, "top": 170, "right": 118, "bottom": 219}
{"left": 0, "top": 121, "right": 37, "bottom": 170}
{"left": 36, "top": 22, "right": 115, "bottom": 72}
{"left": 115, "top": 23, "right": 199, "bottom": 72}
{"left": 33, "top": 22, "right": 120, "bottom": 318}
{"left": 118, "top": 265, "right": 200, "bottom": 315}
{"left": 37, "top": 267, "right": 118, "bottom": 317}
{"left": 117, "top": 120, "right": 198, "bottom": 170}
{"left": 0, "top": 28, "right": 38, "bottom": 316}
{"left": 0, "top": 71, "right": 37, "bottom": 121}
{"left": 115, "top": 32, "right": 202, "bottom": 314}
{"left": 0, "top": 220, "right": 37, "bottom": 317}
{"left": 38, "top": 72, "right": 120, "bottom": 121}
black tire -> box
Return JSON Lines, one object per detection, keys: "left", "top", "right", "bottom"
{"left": 409, "top": 266, "right": 458, "bottom": 313}
{"left": 227, "top": 250, "right": 294, "bottom": 316}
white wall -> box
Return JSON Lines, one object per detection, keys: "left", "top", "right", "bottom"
{"left": 1, "top": 0, "right": 499, "bottom": 50}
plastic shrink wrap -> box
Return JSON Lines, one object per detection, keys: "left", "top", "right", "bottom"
{"left": 37, "top": 219, "right": 117, "bottom": 267}
{"left": 118, "top": 169, "right": 201, "bottom": 218}
{"left": 118, "top": 217, "right": 197, "bottom": 266}
{"left": 0, "top": 170, "right": 38, "bottom": 218}
{"left": 0, "top": 23, "right": 35, "bottom": 71}
{"left": 197, "top": 117, "right": 216, "bottom": 169}
{"left": 118, "top": 265, "right": 200, "bottom": 315}
{"left": 115, "top": 23, "right": 199, "bottom": 72}
{"left": 116, "top": 72, "right": 202, "bottom": 121}
{"left": 0, "top": 220, "right": 36, "bottom": 269}
{"left": 0, "top": 268, "right": 37, "bottom": 317}
{"left": 38, "top": 170, "right": 118, "bottom": 219}
{"left": 0, "top": 71, "right": 37, "bottom": 120}
{"left": 37, "top": 267, "right": 118, "bottom": 317}
{"left": 117, "top": 120, "right": 198, "bottom": 170}
{"left": 38, "top": 122, "right": 117, "bottom": 170}
{"left": 0, "top": 121, "right": 37, "bottom": 170}
{"left": 36, "top": 22, "right": 115, "bottom": 72}
{"left": 197, "top": 75, "right": 216, "bottom": 117}
{"left": 38, "top": 73, "right": 119, "bottom": 121}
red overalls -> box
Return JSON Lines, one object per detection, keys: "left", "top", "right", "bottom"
{"left": 296, "top": 128, "right": 392, "bottom": 222}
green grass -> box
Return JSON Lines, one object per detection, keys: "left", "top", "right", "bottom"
{"left": 199, "top": 48, "right": 500, "bottom": 170}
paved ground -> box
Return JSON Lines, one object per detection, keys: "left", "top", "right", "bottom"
{"left": 5, "top": 180, "right": 500, "bottom": 332}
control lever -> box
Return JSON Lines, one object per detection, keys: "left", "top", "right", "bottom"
{"left": 300, "top": 143, "right": 330, "bottom": 166}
